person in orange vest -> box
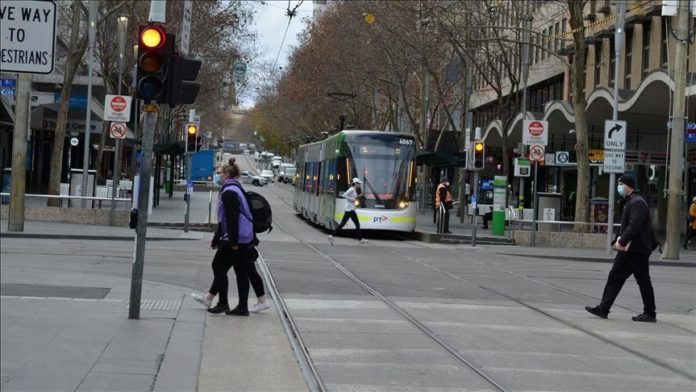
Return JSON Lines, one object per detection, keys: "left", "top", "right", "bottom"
{"left": 684, "top": 196, "right": 696, "bottom": 249}
{"left": 434, "top": 178, "right": 453, "bottom": 233}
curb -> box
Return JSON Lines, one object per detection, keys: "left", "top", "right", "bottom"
{"left": 0, "top": 233, "right": 196, "bottom": 241}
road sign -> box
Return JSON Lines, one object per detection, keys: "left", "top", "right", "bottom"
{"left": 70, "top": 137, "right": 79, "bottom": 146}
{"left": 233, "top": 62, "right": 247, "bottom": 76}
{"left": 604, "top": 120, "right": 627, "bottom": 150}
{"left": 1, "top": 79, "right": 16, "bottom": 96}
{"left": 109, "top": 122, "right": 127, "bottom": 139}
{"left": 104, "top": 95, "right": 132, "bottom": 122}
{"left": 555, "top": 151, "right": 570, "bottom": 164}
{"left": 604, "top": 150, "right": 625, "bottom": 173}
{"left": 529, "top": 145, "right": 545, "bottom": 161}
{"left": 0, "top": 1, "right": 57, "bottom": 74}
{"left": 523, "top": 120, "right": 548, "bottom": 146}
{"left": 179, "top": 0, "right": 192, "bottom": 55}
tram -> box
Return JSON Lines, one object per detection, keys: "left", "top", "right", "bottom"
{"left": 294, "top": 130, "right": 417, "bottom": 232}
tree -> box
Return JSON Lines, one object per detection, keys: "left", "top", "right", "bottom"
{"left": 47, "top": 0, "right": 125, "bottom": 207}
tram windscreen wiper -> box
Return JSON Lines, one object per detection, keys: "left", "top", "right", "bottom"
{"left": 362, "top": 176, "right": 383, "bottom": 205}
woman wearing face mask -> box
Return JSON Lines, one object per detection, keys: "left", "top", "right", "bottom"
{"left": 192, "top": 160, "right": 270, "bottom": 315}
{"left": 586, "top": 173, "right": 657, "bottom": 323}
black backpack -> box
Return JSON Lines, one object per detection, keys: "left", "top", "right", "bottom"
{"left": 223, "top": 183, "right": 273, "bottom": 234}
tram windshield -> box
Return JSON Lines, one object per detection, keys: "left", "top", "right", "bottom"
{"left": 344, "top": 133, "right": 416, "bottom": 208}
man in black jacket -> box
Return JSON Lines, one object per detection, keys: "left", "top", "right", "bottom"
{"left": 586, "top": 173, "right": 657, "bottom": 322}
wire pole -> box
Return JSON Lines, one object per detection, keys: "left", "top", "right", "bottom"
{"left": 606, "top": 1, "right": 625, "bottom": 255}
{"left": 81, "top": 0, "right": 98, "bottom": 208}
{"left": 110, "top": 16, "right": 128, "bottom": 225}
{"left": 663, "top": 0, "right": 689, "bottom": 259}
{"left": 7, "top": 73, "right": 31, "bottom": 232}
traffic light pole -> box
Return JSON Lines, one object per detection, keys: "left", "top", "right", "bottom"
{"left": 471, "top": 171, "right": 479, "bottom": 247}
{"left": 129, "top": 103, "right": 157, "bottom": 320}
{"left": 184, "top": 152, "right": 191, "bottom": 233}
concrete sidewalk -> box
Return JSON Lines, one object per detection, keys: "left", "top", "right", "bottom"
{"left": 0, "top": 220, "right": 308, "bottom": 392}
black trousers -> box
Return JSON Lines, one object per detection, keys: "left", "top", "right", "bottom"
{"left": 332, "top": 210, "right": 362, "bottom": 240}
{"left": 684, "top": 226, "right": 695, "bottom": 246}
{"left": 209, "top": 245, "right": 265, "bottom": 308}
{"left": 599, "top": 251, "right": 656, "bottom": 315}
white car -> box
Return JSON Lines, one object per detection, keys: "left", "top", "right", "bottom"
{"left": 277, "top": 163, "right": 296, "bottom": 183}
{"left": 260, "top": 169, "right": 275, "bottom": 183}
{"left": 240, "top": 171, "right": 267, "bottom": 186}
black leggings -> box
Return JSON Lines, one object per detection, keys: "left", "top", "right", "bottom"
{"left": 332, "top": 210, "right": 362, "bottom": 240}
{"left": 209, "top": 245, "right": 265, "bottom": 308}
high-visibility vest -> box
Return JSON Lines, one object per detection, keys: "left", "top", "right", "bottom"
{"left": 434, "top": 183, "right": 453, "bottom": 208}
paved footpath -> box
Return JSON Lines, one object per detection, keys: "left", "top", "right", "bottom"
{"left": 0, "top": 219, "right": 307, "bottom": 392}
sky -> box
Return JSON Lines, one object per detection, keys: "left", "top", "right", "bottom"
{"left": 242, "top": 0, "right": 315, "bottom": 107}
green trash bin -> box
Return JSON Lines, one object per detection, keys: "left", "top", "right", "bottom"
{"left": 164, "top": 180, "right": 172, "bottom": 195}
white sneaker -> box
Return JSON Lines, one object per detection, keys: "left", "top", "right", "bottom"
{"left": 251, "top": 302, "right": 272, "bottom": 313}
{"left": 192, "top": 293, "right": 211, "bottom": 308}
{"left": 328, "top": 235, "right": 334, "bottom": 246}
{"left": 359, "top": 239, "right": 368, "bottom": 244}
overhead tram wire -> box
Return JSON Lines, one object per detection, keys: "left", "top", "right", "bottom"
{"left": 271, "top": 0, "right": 304, "bottom": 74}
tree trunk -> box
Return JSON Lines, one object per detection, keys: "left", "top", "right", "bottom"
{"left": 47, "top": 1, "right": 86, "bottom": 207}
{"left": 569, "top": 0, "right": 591, "bottom": 232}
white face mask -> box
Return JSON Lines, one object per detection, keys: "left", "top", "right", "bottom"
{"left": 617, "top": 184, "right": 626, "bottom": 197}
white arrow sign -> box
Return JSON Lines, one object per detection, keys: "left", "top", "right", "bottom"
{"left": 604, "top": 120, "right": 627, "bottom": 151}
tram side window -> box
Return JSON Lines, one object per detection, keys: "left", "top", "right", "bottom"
{"left": 327, "top": 159, "right": 337, "bottom": 194}
{"left": 304, "top": 162, "right": 312, "bottom": 193}
{"left": 336, "top": 158, "right": 349, "bottom": 195}
{"left": 314, "top": 162, "right": 321, "bottom": 196}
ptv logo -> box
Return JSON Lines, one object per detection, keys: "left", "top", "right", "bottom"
{"left": 373, "top": 215, "right": 389, "bottom": 223}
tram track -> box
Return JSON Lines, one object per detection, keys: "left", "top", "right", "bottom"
{"left": 260, "top": 184, "right": 696, "bottom": 390}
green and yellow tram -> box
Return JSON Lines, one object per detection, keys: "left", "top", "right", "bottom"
{"left": 294, "top": 130, "right": 417, "bottom": 232}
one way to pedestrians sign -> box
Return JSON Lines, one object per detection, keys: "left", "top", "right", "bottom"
{"left": 604, "top": 120, "right": 627, "bottom": 150}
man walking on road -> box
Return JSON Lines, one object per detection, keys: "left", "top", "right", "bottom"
{"left": 586, "top": 173, "right": 657, "bottom": 322}
{"left": 329, "top": 178, "right": 367, "bottom": 245}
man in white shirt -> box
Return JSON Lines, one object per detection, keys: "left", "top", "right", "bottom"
{"left": 328, "top": 178, "right": 367, "bottom": 245}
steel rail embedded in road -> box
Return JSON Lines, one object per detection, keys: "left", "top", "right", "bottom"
{"left": 379, "top": 246, "right": 696, "bottom": 383}
{"left": 255, "top": 251, "right": 327, "bottom": 392}
{"left": 268, "top": 214, "right": 508, "bottom": 392}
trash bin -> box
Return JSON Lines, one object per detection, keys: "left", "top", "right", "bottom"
{"left": 2, "top": 168, "right": 10, "bottom": 205}
{"left": 591, "top": 197, "right": 609, "bottom": 233}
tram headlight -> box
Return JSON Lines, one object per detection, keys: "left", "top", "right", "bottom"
{"left": 399, "top": 200, "right": 409, "bottom": 209}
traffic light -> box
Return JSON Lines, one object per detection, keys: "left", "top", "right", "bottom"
{"left": 166, "top": 56, "right": 202, "bottom": 105}
{"left": 136, "top": 24, "right": 173, "bottom": 101}
{"left": 473, "top": 140, "right": 485, "bottom": 170}
{"left": 186, "top": 123, "right": 198, "bottom": 152}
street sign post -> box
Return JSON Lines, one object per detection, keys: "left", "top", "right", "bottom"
{"left": 555, "top": 151, "right": 570, "bottom": 165}
{"left": 109, "top": 122, "right": 127, "bottom": 139}
{"left": 104, "top": 95, "right": 132, "bottom": 122}
{"left": 604, "top": 150, "right": 625, "bottom": 173}
{"left": 523, "top": 120, "right": 548, "bottom": 146}
{"left": 529, "top": 145, "right": 545, "bottom": 161}
{"left": 179, "top": 0, "right": 192, "bottom": 55}
{"left": 604, "top": 120, "right": 627, "bottom": 150}
{"left": 0, "top": 0, "right": 57, "bottom": 74}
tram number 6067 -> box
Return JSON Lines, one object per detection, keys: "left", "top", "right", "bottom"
{"left": 399, "top": 138, "right": 414, "bottom": 145}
